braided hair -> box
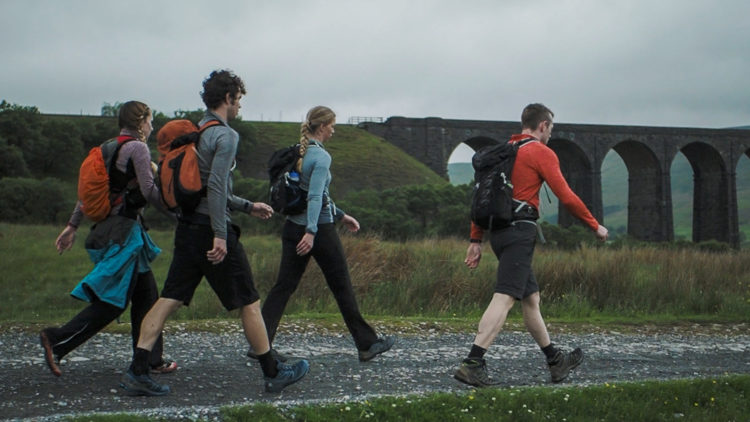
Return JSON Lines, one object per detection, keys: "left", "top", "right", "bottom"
{"left": 297, "top": 105, "right": 335, "bottom": 172}
{"left": 118, "top": 100, "right": 151, "bottom": 141}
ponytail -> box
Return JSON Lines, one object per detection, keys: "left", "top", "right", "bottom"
{"left": 297, "top": 106, "right": 335, "bottom": 172}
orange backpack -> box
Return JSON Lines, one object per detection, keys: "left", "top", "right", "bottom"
{"left": 157, "top": 119, "right": 223, "bottom": 214}
{"left": 77, "top": 137, "right": 135, "bottom": 222}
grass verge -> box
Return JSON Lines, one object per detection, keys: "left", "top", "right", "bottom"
{"left": 63, "top": 375, "right": 750, "bottom": 421}
{"left": 218, "top": 375, "right": 750, "bottom": 422}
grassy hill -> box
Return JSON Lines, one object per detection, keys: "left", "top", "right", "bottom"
{"left": 449, "top": 153, "right": 750, "bottom": 240}
{"left": 33, "top": 115, "right": 447, "bottom": 196}
{"left": 236, "top": 121, "right": 447, "bottom": 197}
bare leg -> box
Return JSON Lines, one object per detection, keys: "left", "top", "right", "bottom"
{"left": 241, "top": 300, "right": 270, "bottom": 355}
{"left": 473, "top": 293, "right": 516, "bottom": 349}
{"left": 521, "top": 292, "right": 552, "bottom": 347}
{"left": 136, "top": 298, "right": 182, "bottom": 351}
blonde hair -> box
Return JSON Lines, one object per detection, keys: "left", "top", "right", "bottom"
{"left": 118, "top": 100, "right": 151, "bottom": 141}
{"left": 297, "top": 105, "right": 335, "bottom": 171}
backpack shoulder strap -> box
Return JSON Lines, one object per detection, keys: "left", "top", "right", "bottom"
{"left": 104, "top": 136, "right": 139, "bottom": 194}
{"left": 193, "top": 119, "right": 226, "bottom": 150}
{"left": 198, "top": 119, "right": 224, "bottom": 132}
{"left": 514, "top": 137, "right": 537, "bottom": 149}
{"left": 105, "top": 136, "right": 136, "bottom": 171}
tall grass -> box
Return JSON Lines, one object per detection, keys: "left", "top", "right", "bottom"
{"left": 1, "top": 223, "right": 748, "bottom": 323}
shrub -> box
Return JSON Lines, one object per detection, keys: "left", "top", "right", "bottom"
{"left": 0, "top": 177, "right": 72, "bottom": 224}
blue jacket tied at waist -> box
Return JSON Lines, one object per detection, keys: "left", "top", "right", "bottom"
{"left": 71, "top": 217, "right": 160, "bottom": 309}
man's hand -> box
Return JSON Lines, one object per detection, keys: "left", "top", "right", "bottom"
{"left": 595, "top": 224, "right": 609, "bottom": 241}
{"left": 55, "top": 225, "right": 77, "bottom": 255}
{"left": 465, "top": 243, "right": 482, "bottom": 269}
{"left": 207, "top": 237, "right": 228, "bottom": 264}
{"left": 251, "top": 202, "right": 273, "bottom": 219}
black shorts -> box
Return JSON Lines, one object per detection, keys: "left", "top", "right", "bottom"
{"left": 488, "top": 221, "right": 539, "bottom": 300}
{"left": 160, "top": 220, "right": 260, "bottom": 311}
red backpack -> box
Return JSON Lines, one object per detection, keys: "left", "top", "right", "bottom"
{"left": 77, "top": 136, "right": 135, "bottom": 222}
{"left": 157, "top": 119, "right": 223, "bottom": 214}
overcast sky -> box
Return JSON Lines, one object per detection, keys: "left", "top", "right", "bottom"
{"left": 3, "top": 0, "right": 749, "bottom": 136}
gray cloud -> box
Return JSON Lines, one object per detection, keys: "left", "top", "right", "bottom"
{"left": 2, "top": 0, "right": 748, "bottom": 128}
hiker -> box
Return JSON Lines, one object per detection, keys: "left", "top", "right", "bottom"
{"left": 247, "top": 105, "right": 394, "bottom": 363}
{"left": 120, "top": 69, "right": 309, "bottom": 396}
{"left": 41, "top": 100, "right": 177, "bottom": 377}
{"left": 454, "top": 103, "right": 609, "bottom": 387}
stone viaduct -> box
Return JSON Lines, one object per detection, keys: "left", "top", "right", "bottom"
{"left": 358, "top": 117, "right": 750, "bottom": 247}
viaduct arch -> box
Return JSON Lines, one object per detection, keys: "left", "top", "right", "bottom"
{"left": 358, "top": 117, "right": 750, "bottom": 247}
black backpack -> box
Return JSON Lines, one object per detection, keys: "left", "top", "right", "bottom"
{"left": 267, "top": 144, "right": 307, "bottom": 215}
{"left": 470, "top": 139, "right": 534, "bottom": 230}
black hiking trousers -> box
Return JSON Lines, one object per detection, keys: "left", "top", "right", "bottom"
{"left": 44, "top": 269, "right": 164, "bottom": 366}
{"left": 262, "top": 221, "right": 378, "bottom": 351}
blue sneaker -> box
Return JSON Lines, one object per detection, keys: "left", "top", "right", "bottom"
{"left": 120, "top": 369, "right": 170, "bottom": 396}
{"left": 264, "top": 359, "right": 310, "bottom": 393}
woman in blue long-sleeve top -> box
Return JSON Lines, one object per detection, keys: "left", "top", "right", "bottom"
{"left": 252, "top": 106, "right": 394, "bottom": 362}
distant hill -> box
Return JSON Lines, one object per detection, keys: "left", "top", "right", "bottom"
{"left": 237, "top": 121, "right": 447, "bottom": 197}
{"left": 447, "top": 162, "right": 474, "bottom": 186}
{"left": 33, "top": 115, "right": 448, "bottom": 197}
{"left": 449, "top": 154, "right": 750, "bottom": 240}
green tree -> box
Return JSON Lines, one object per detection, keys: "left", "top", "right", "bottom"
{"left": 173, "top": 109, "right": 205, "bottom": 123}
{"left": 0, "top": 177, "right": 71, "bottom": 224}
{"left": 0, "top": 136, "right": 30, "bottom": 178}
{"left": 0, "top": 102, "right": 45, "bottom": 176}
{"left": 40, "top": 119, "right": 83, "bottom": 179}
{"left": 100, "top": 102, "right": 122, "bottom": 117}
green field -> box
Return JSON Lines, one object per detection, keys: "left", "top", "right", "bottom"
{"left": 3, "top": 223, "right": 748, "bottom": 324}
{"left": 3, "top": 223, "right": 749, "bottom": 421}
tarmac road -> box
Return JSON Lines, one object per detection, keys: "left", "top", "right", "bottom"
{"left": 1, "top": 321, "right": 748, "bottom": 421}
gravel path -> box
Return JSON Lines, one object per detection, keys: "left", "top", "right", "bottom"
{"left": 1, "top": 322, "right": 749, "bottom": 421}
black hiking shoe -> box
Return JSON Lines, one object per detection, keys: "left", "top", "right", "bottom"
{"left": 358, "top": 337, "right": 395, "bottom": 362}
{"left": 246, "top": 347, "right": 288, "bottom": 362}
{"left": 453, "top": 357, "right": 499, "bottom": 388}
{"left": 264, "top": 359, "right": 310, "bottom": 393}
{"left": 120, "top": 369, "right": 170, "bottom": 396}
{"left": 549, "top": 347, "right": 584, "bottom": 383}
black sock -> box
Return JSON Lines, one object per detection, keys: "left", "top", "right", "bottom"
{"left": 130, "top": 347, "right": 151, "bottom": 376}
{"left": 258, "top": 351, "right": 278, "bottom": 378}
{"left": 541, "top": 343, "right": 559, "bottom": 362}
{"left": 468, "top": 344, "right": 487, "bottom": 360}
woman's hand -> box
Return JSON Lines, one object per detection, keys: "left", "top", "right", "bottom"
{"left": 296, "top": 232, "right": 315, "bottom": 256}
{"left": 55, "top": 225, "right": 77, "bottom": 255}
{"left": 341, "top": 215, "right": 360, "bottom": 233}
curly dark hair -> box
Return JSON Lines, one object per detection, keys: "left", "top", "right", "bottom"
{"left": 200, "top": 69, "right": 246, "bottom": 110}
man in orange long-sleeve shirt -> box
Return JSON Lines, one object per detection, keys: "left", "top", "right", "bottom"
{"left": 454, "top": 103, "right": 609, "bottom": 388}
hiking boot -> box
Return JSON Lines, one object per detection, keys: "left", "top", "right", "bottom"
{"left": 454, "top": 357, "right": 499, "bottom": 388}
{"left": 39, "top": 329, "right": 61, "bottom": 377}
{"left": 150, "top": 360, "right": 178, "bottom": 374}
{"left": 119, "top": 369, "right": 170, "bottom": 396}
{"left": 264, "top": 359, "right": 310, "bottom": 393}
{"left": 247, "top": 347, "right": 288, "bottom": 362}
{"left": 358, "top": 336, "right": 395, "bottom": 362}
{"left": 549, "top": 347, "right": 584, "bottom": 383}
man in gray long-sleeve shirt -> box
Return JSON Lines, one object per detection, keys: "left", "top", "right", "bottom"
{"left": 120, "top": 70, "right": 310, "bottom": 396}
